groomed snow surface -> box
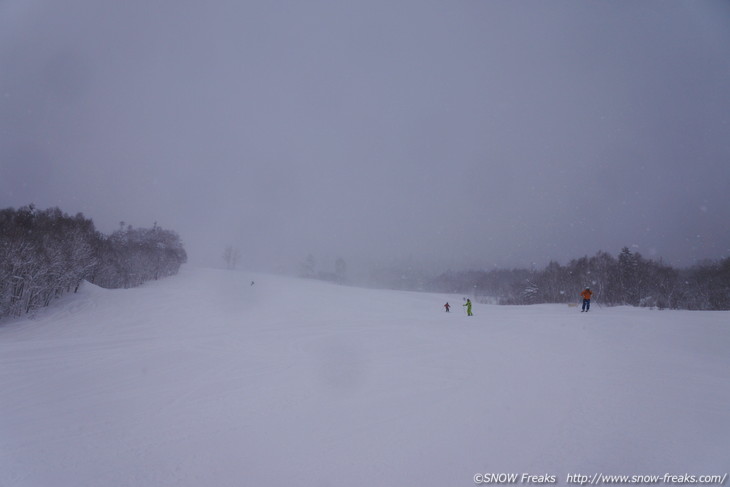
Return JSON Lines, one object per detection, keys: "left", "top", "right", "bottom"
{"left": 1, "top": 267, "right": 728, "bottom": 486}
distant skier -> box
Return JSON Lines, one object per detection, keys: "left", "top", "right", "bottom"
{"left": 444, "top": 302, "right": 451, "bottom": 313}
{"left": 463, "top": 298, "right": 473, "bottom": 316}
{"left": 251, "top": 281, "right": 255, "bottom": 286}
{"left": 580, "top": 288, "right": 593, "bottom": 312}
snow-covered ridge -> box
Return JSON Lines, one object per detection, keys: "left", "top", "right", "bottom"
{"left": 1, "top": 267, "right": 728, "bottom": 486}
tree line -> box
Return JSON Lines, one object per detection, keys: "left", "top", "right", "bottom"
{"left": 423, "top": 248, "right": 730, "bottom": 310}
{"left": 299, "top": 254, "right": 348, "bottom": 284}
{"left": 0, "top": 205, "right": 187, "bottom": 320}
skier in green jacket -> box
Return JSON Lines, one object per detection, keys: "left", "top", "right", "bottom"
{"left": 463, "top": 298, "right": 473, "bottom": 316}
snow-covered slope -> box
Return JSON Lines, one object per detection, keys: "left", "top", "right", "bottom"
{"left": 1, "top": 267, "right": 728, "bottom": 486}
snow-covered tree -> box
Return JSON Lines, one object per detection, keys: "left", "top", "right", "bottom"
{"left": 335, "top": 257, "right": 347, "bottom": 283}
{"left": 223, "top": 246, "right": 240, "bottom": 270}
{"left": 300, "top": 254, "right": 316, "bottom": 278}
{"left": 0, "top": 205, "right": 187, "bottom": 320}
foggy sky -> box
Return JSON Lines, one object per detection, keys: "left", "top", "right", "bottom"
{"left": 2, "top": 0, "right": 729, "bottom": 275}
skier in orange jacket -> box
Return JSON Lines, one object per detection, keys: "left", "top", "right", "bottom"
{"left": 580, "top": 288, "right": 593, "bottom": 312}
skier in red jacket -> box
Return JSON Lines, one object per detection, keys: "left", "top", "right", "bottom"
{"left": 580, "top": 288, "right": 593, "bottom": 312}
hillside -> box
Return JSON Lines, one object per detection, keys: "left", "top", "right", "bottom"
{"left": 1, "top": 267, "right": 728, "bottom": 486}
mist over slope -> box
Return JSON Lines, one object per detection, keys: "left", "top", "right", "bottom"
{"left": 1, "top": 267, "right": 728, "bottom": 486}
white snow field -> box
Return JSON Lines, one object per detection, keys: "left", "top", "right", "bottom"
{"left": 1, "top": 267, "right": 728, "bottom": 487}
